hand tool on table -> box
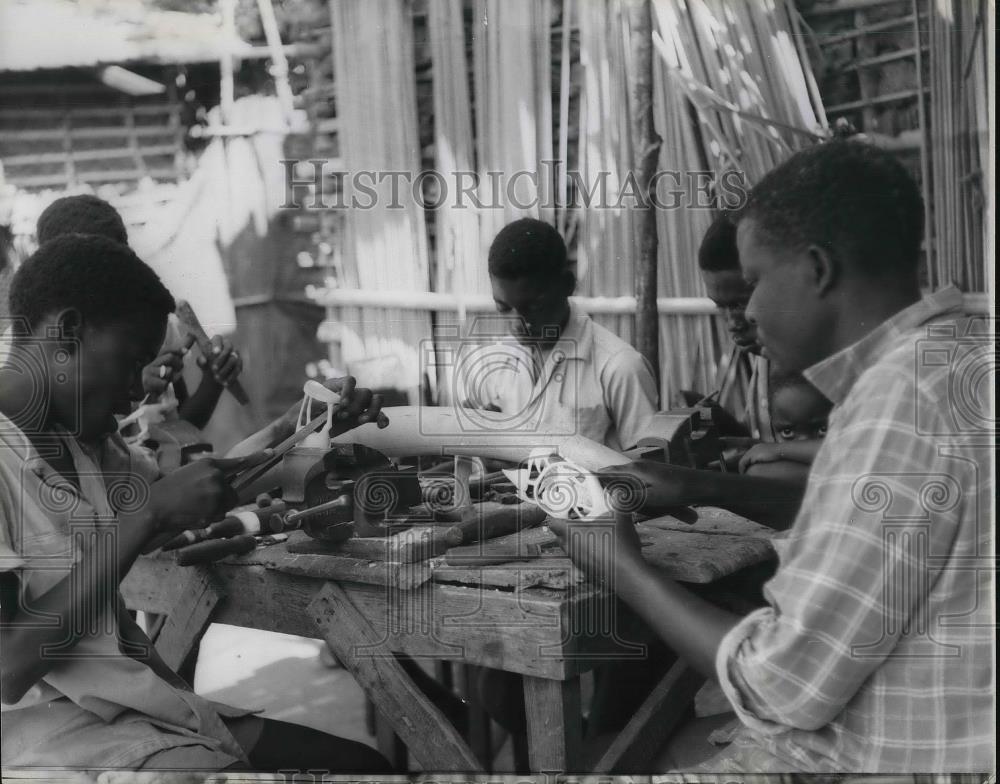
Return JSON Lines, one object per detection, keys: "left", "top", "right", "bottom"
{"left": 281, "top": 492, "right": 354, "bottom": 543}
{"left": 444, "top": 541, "right": 546, "bottom": 566}
{"left": 442, "top": 502, "right": 547, "bottom": 547}
{"left": 174, "top": 300, "right": 250, "bottom": 405}
{"left": 162, "top": 499, "right": 289, "bottom": 550}
{"left": 175, "top": 534, "right": 257, "bottom": 566}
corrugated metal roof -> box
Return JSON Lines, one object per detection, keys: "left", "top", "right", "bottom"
{"left": 0, "top": 0, "right": 255, "bottom": 72}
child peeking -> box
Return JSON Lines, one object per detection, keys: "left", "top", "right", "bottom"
{"left": 738, "top": 370, "right": 832, "bottom": 481}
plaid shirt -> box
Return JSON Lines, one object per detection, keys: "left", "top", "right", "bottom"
{"left": 715, "top": 287, "right": 994, "bottom": 773}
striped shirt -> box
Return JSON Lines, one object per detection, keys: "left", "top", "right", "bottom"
{"left": 715, "top": 286, "right": 994, "bottom": 773}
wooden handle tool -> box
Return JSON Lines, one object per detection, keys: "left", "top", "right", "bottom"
{"left": 175, "top": 534, "right": 257, "bottom": 566}
{"left": 444, "top": 541, "right": 543, "bottom": 566}
{"left": 174, "top": 300, "right": 250, "bottom": 405}
{"left": 443, "top": 502, "right": 547, "bottom": 547}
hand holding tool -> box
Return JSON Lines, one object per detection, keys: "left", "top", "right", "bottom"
{"left": 174, "top": 300, "right": 250, "bottom": 405}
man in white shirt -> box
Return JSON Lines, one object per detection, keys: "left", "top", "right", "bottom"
{"left": 462, "top": 218, "right": 658, "bottom": 451}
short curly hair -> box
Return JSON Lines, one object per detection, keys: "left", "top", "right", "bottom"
{"left": 36, "top": 194, "right": 129, "bottom": 245}
{"left": 488, "top": 218, "right": 569, "bottom": 282}
{"left": 737, "top": 140, "right": 923, "bottom": 278}
{"left": 10, "top": 234, "right": 174, "bottom": 333}
{"left": 698, "top": 213, "right": 739, "bottom": 272}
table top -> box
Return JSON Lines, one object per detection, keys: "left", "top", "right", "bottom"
{"left": 124, "top": 505, "right": 774, "bottom": 679}
{"left": 143, "top": 504, "right": 776, "bottom": 590}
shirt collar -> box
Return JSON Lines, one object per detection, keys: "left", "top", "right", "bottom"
{"left": 551, "top": 301, "right": 594, "bottom": 362}
{"left": 804, "top": 285, "right": 965, "bottom": 405}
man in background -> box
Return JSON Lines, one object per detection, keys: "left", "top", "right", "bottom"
{"left": 464, "top": 217, "right": 658, "bottom": 450}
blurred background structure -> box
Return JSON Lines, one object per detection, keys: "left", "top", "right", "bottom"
{"left": 0, "top": 0, "right": 993, "bottom": 437}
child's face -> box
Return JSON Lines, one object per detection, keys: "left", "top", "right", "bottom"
{"left": 47, "top": 314, "right": 165, "bottom": 441}
{"left": 771, "top": 382, "right": 831, "bottom": 442}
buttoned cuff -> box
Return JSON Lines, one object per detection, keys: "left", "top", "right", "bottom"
{"left": 715, "top": 606, "right": 793, "bottom": 737}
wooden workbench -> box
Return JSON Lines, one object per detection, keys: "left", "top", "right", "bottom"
{"left": 121, "top": 507, "right": 775, "bottom": 773}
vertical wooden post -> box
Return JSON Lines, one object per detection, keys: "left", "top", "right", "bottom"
{"left": 911, "top": 0, "right": 934, "bottom": 289}
{"left": 220, "top": 0, "right": 236, "bottom": 126}
{"left": 627, "top": 0, "right": 661, "bottom": 392}
{"left": 256, "top": 0, "right": 296, "bottom": 124}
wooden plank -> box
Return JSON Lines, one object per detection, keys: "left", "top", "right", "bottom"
{"left": 805, "top": 0, "right": 904, "bottom": 15}
{"left": 628, "top": 0, "right": 661, "bottom": 388}
{"left": 311, "top": 287, "right": 718, "bottom": 315}
{"left": 153, "top": 567, "right": 222, "bottom": 672}
{"left": 592, "top": 661, "right": 705, "bottom": 773}
{"left": 826, "top": 88, "right": 929, "bottom": 114}
{"left": 0, "top": 81, "right": 116, "bottom": 95}
{"left": 432, "top": 557, "right": 585, "bottom": 590}
{"left": 839, "top": 46, "right": 926, "bottom": 72}
{"left": 641, "top": 506, "right": 776, "bottom": 539}
{"left": 302, "top": 525, "right": 453, "bottom": 563}
{"left": 814, "top": 13, "right": 923, "bottom": 46}
{"left": 1, "top": 143, "right": 177, "bottom": 166}
{"left": 62, "top": 108, "right": 73, "bottom": 186}
{"left": 636, "top": 525, "right": 774, "bottom": 583}
{"left": 73, "top": 166, "right": 176, "bottom": 183}
{"left": 0, "top": 104, "right": 173, "bottom": 120}
{"left": 0, "top": 125, "right": 177, "bottom": 141}
{"left": 308, "top": 582, "right": 483, "bottom": 772}
{"left": 124, "top": 102, "right": 147, "bottom": 178}
{"left": 523, "top": 675, "right": 583, "bottom": 772}
{"left": 431, "top": 508, "right": 775, "bottom": 585}
{"left": 228, "top": 535, "right": 434, "bottom": 589}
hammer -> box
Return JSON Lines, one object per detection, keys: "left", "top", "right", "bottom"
{"left": 174, "top": 300, "right": 250, "bottom": 405}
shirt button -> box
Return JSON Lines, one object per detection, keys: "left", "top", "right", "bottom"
{"left": 553, "top": 351, "right": 565, "bottom": 364}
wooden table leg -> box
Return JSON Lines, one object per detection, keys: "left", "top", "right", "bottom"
{"left": 462, "top": 663, "right": 493, "bottom": 770}
{"left": 593, "top": 660, "right": 705, "bottom": 773}
{"left": 522, "top": 674, "right": 582, "bottom": 773}
{"left": 152, "top": 567, "right": 222, "bottom": 673}
{"left": 374, "top": 708, "right": 408, "bottom": 770}
{"left": 308, "top": 582, "right": 482, "bottom": 772}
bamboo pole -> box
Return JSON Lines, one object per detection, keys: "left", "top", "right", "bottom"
{"left": 256, "top": 0, "right": 296, "bottom": 124}
{"left": 308, "top": 286, "right": 719, "bottom": 315}
{"left": 219, "top": 0, "right": 236, "bottom": 125}
{"left": 627, "top": 0, "right": 661, "bottom": 387}
{"left": 911, "top": 0, "right": 933, "bottom": 288}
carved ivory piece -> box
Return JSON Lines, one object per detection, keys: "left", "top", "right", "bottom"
{"left": 329, "top": 406, "right": 632, "bottom": 472}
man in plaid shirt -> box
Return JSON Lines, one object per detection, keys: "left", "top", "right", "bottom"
{"left": 552, "top": 140, "right": 993, "bottom": 774}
